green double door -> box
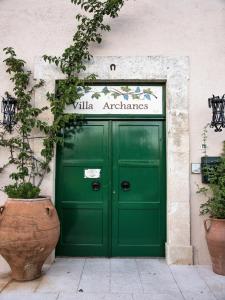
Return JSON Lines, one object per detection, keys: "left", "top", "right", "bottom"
{"left": 56, "top": 120, "right": 166, "bottom": 257}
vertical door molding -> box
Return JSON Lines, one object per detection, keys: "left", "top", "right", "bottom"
{"left": 34, "top": 55, "right": 192, "bottom": 264}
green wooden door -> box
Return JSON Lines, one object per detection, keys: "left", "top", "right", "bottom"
{"left": 112, "top": 121, "right": 166, "bottom": 256}
{"left": 56, "top": 120, "right": 166, "bottom": 256}
{"left": 56, "top": 121, "right": 110, "bottom": 256}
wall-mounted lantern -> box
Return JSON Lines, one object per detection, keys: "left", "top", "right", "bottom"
{"left": 0, "top": 93, "right": 17, "bottom": 133}
{"left": 208, "top": 94, "right": 225, "bottom": 132}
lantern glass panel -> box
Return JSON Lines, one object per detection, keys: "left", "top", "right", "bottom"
{"left": 208, "top": 95, "right": 225, "bottom": 132}
{"left": 0, "top": 94, "right": 17, "bottom": 133}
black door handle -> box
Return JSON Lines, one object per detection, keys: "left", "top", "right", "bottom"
{"left": 92, "top": 181, "right": 101, "bottom": 191}
{"left": 121, "top": 181, "right": 130, "bottom": 191}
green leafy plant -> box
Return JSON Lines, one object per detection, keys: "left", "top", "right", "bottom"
{"left": 4, "top": 183, "right": 40, "bottom": 199}
{"left": 197, "top": 142, "right": 225, "bottom": 219}
{"left": 0, "top": 0, "right": 125, "bottom": 198}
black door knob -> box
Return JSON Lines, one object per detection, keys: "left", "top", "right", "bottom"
{"left": 92, "top": 181, "right": 101, "bottom": 191}
{"left": 121, "top": 181, "right": 130, "bottom": 191}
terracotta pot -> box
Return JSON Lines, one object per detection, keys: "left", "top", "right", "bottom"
{"left": 204, "top": 218, "right": 225, "bottom": 275}
{"left": 0, "top": 197, "right": 60, "bottom": 281}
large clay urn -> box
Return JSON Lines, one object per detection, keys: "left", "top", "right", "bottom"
{"left": 204, "top": 218, "right": 225, "bottom": 275}
{"left": 0, "top": 197, "right": 60, "bottom": 281}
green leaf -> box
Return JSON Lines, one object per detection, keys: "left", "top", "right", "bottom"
{"left": 92, "top": 92, "right": 101, "bottom": 99}
{"left": 120, "top": 86, "right": 131, "bottom": 93}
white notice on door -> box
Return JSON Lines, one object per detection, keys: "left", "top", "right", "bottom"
{"left": 84, "top": 169, "right": 101, "bottom": 179}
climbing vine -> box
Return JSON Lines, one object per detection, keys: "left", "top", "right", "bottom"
{"left": 0, "top": 0, "right": 125, "bottom": 198}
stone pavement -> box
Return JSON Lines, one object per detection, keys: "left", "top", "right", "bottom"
{"left": 1, "top": 258, "right": 225, "bottom": 300}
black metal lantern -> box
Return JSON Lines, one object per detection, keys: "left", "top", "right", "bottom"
{"left": 208, "top": 94, "right": 225, "bottom": 132}
{"left": 0, "top": 93, "right": 17, "bottom": 133}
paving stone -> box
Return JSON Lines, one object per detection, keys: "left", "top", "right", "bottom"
{"left": 110, "top": 259, "right": 142, "bottom": 293}
{"left": 170, "top": 265, "right": 217, "bottom": 300}
{"left": 36, "top": 258, "right": 85, "bottom": 293}
{"left": 133, "top": 293, "right": 184, "bottom": 300}
{"left": 45, "top": 258, "right": 85, "bottom": 274}
{"left": 0, "top": 292, "right": 59, "bottom": 300}
{"left": 58, "top": 292, "right": 133, "bottom": 300}
{"left": 78, "top": 258, "right": 110, "bottom": 293}
{"left": 136, "top": 258, "right": 181, "bottom": 295}
{"left": 196, "top": 265, "right": 225, "bottom": 300}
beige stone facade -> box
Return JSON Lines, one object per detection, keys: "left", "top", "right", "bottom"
{"left": 0, "top": 0, "right": 225, "bottom": 271}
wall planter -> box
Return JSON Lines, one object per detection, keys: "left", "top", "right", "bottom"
{"left": 0, "top": 197, "right": 60, "bottom": 281}
{"left": 201, "top": 156, "right": 220, "bottom": 184}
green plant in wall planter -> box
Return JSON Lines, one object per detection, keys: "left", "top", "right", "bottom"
{"left": 197, "top": 141, "right": 225, "bottom": 275}
{"left": 0, "top": 0, "right": 125, "bottom": 281}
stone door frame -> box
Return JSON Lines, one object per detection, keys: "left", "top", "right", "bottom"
{"left": 34, "top": 56, "right": 193, "bottom": 264}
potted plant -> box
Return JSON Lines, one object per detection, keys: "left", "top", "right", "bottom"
{"left": 0, "top": 48, "right": 60, "bottom": 281}
{"left": 198, "top": 142, "right": 225, "bottom": 275}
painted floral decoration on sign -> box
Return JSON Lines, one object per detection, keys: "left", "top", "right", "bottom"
{"left": 82, "top": 86, "right": 158, "bottom": 100}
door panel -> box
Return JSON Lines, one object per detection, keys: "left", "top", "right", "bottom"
{"left": 112, "top": 121, "right": 165, "bottom": 256}
{"left": 61, "top": 208, "right": 104, "bottom": 245}
{"left": 117, "top": 208, "right": 160, "bottom": 245}
{"left": 118, "top": 165, "right": 160, "bottom": 202}
{"left": 56, "top": 121, "right": 110, "bottom": 256}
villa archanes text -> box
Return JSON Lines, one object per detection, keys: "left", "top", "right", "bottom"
{"left": 73, "top": 101, "right": 149, "bottom": 110}
{"left": 64, "top": 85, "right": 163, "bottom": 115}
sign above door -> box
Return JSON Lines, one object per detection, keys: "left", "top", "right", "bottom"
{"left": 64, "top": 85, "right": 163, "bottom": 115}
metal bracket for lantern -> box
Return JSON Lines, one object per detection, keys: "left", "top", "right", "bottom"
{"left": 0, "top": 93, "right": 17, "bottom": 133}
{"left": 208, "top": 94, "right": 225, "bottom": 132}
